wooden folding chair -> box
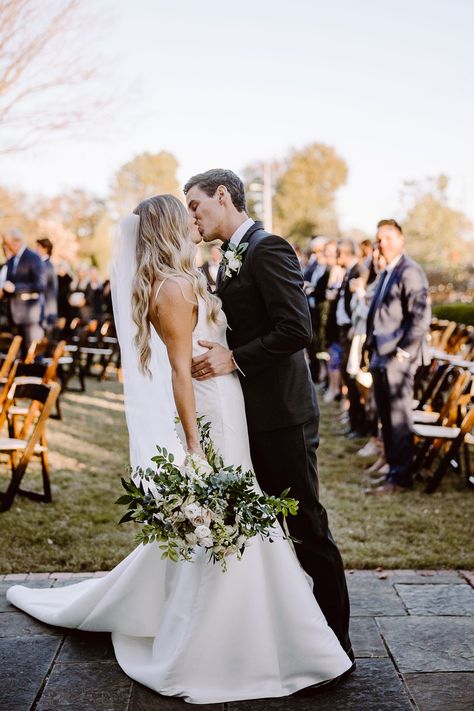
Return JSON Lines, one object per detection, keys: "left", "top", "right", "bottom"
{"left": 413, "top": 375, "right": 474, "bottom": 493}
{"left": 0, "top": 335, "right": 22, "bottom": 383}
{"left": 0, "top": 381, "right": 61, "bottom": 511}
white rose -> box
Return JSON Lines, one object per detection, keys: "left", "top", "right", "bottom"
{"left": 227, "top": 256, "right": 241, "bottom": 272}
{"left": 183, "top": 503, "right": 201, "bottom": 521}
{"left": 194, "top": 525, "right": 212, "bottom": 541}
{"left": 200, "top": 537, "right": 213, "bottom": 548}
{"left": 185, "top": 532, "right": 198, "bottom": 545}
{"left": 224, "top": 250, "right": 234, "bottom": 260}
{"left": 237, "top": 534, "right": 248, "bottom": 548}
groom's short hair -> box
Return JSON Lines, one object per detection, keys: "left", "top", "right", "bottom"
{"left": 184, "top": 169, "right": 247, "bottom": 212}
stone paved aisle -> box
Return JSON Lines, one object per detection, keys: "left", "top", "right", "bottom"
{"left": 1, "top": 570, "right": 473, "bottom": 711}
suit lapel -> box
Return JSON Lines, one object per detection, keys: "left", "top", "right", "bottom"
{"left": 217, "top": 222, "right": 265, "bottom": 296}
{"left": 380, "top": 255, "right": 406, "bottom": 306}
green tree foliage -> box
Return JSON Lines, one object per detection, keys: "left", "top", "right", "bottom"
{"left": 273, "top": 142, "right": 348, "bottom": 240}
{"left": 401, "top": 175, "right": 473, "bottom": 268}
{"left": 110, "top": 151, "right": 180, "bottom": 216}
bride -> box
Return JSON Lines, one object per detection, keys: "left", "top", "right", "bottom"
{"left": 7, "top": 195, "right": 351, "bottom": 704}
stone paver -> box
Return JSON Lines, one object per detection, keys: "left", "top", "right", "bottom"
{"left": 0, "top": 636, "right": 61, "bottom": 711}
{"left": 403, "top": 672, "right": 474, "bottom": 711}
{"left": 349, "top": 617, "right": 388, "bottom": 658}
{"left": 228, "top": 660, "right": 412, "bottom": 710}
{"left": 0, "top": 570, "right": 472, "bottom": 709}
{"left": 395, "top": 583, "right": 474, "bottom": 616}
{"left": 377, "top": 616, "right": 474, "bottom": 673}
{"left": 36, "top": 660, "right": 132, "bottom": 711}
{"left": 346, "top": 573, "right": 407, "bottom": 616}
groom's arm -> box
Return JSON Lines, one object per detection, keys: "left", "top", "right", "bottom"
{"left": 231, "top": 235, "right": 312, "bottom": 377}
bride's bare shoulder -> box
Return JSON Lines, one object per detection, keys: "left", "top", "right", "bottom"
{"left": 151, "top": 276, "right": 196, "bottom": 311}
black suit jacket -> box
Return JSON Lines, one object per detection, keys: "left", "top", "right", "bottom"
{"left": 217, "top": 222, "right": 317, "bottom": 433}
{"left": 42, "top": 257, "right": 58, "bottom": 324}
{"left": 366, "top": 254, "right": 431, "bottom": 365}
{"left": 6, "top": 247, "right": 46, "bottom": 326}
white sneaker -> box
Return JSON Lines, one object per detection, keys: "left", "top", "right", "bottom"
{"left": 357, "top": 441, "right": 380, "bottom": 457}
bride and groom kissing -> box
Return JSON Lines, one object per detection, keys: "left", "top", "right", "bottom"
{"left": 7, "top": 169, "right": 355, "bottom": 704}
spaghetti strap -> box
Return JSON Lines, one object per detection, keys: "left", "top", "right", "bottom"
{"left": 155, "top": 277, "right": 169, "bottom": 299}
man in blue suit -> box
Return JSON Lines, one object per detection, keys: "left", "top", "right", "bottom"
{"left": 1, "top": 229, "right": 46, "bottom": 357}
{"left": 365, "top": 219, "right": 431, "bottom": 495}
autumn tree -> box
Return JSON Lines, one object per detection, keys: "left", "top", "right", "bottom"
{"left": 401, "top": 175, "right": 473, "bottom": 269}
{"left": 272, "top": 142, "right": 348, "bottom": 240}
{"left": 110, "top": 151, "right": 180, "bottom": 216}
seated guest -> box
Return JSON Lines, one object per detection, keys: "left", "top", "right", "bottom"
{"left": 1, "top": 228, "right": 46, "bottom": 357}
{"left": 35, "top": 237, "right": 58, "bottom": 334}
{"left": 366, "top": 219, "right": 431, "bottom": 495}
{"left": 201, "top": 245, "right": 222, "bottom": 292}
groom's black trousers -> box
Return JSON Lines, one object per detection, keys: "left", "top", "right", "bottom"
{"left": 249, "top": 416, "right": 351, "bottom": 652}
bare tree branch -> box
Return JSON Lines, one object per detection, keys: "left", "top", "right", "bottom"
{"left": 0, "top": 0, "right": 116, "bottom": 153}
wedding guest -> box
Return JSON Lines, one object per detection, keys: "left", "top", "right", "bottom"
{"left": 360, "top": 239, "right": 373, "bottom": 270}
{"left": 305, "top": 237, "right": 329, "bottom": 382}
{"left": 336, "top": 239, "right": 367, "bottom": 437}
{"left": 366, "top": 219, "right": 431, "bottom": 495}
{"left": 56, "top": 261, "right": 73, "bottom": 319}
{"left": 323, "top": 240, "right": 345, "bottom": 402}
{"left": 1, "top": 228, "right": 46, "bottom": 357}
{"left": 69, "top": 264, "right": 90, "bottom": 322}
{"left": 85, "top": 267, "right": 104, "bottom": 320}
{"left": 303, "top": 236, "right": 327, "bottom": 282}
{"left": 200, "top": 244, "right": 222, "bottom": 292}
{"left": 35, "top": 237, "right": 58, "bottom": 333}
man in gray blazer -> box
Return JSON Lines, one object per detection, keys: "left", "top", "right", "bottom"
{"left": 365, "top": 219, "right": 431, "bottom": 495}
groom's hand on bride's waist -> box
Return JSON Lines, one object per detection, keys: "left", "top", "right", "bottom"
{"left": 191, "top": 341, "right": 237, "bottom": 380}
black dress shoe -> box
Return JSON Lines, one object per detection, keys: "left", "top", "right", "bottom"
{"left": 294, "top": 660, "right": 357, "bottom": 696}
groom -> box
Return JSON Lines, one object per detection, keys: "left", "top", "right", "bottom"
{"left": 184, "top": 170, "right": 353, "bottom": 669}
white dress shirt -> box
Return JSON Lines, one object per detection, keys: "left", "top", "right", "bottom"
{"left": 229, "top": 218, "right": 255, "bottom": 247}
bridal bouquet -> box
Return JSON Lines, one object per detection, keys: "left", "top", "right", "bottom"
{"left": 117, "top": 420, "right": 298, "bottom": 571}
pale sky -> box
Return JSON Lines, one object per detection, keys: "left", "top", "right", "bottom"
{"left": 2, "top": 0, "right": 474, "bottom": 234}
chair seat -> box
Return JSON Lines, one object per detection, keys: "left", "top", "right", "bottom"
{"left": 9, "top": 405, "right": 29, "bottom": 416}
{"left": 0, "top": 437, "right": 46, "bottom": 453}
{"left": 80, "top": 347, "right": 113, "bottom": 356}
{"left": 14, "top": 376, "right": 43, "bottom": 385}
{"left": 413, "top": 411, "right": 440, "bottom": 424}
{"left": 42, "top": 356, "right": 73, "bottom": 366}
{"left": 413, "top": 424, "right": 461, "bottom": 440}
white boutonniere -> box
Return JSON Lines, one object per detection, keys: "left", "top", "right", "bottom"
{"left": 221, "top": 242, "right": 248, "bottom": 278}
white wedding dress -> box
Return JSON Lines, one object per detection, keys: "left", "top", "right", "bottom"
{"left": 6, "top": 217, "right": 351, "bottom": 704}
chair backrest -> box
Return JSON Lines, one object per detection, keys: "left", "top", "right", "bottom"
{"left": 0, "top": 362, "right": 18, "bottom": 431}
{"left": 24, "top": 340, "right": 39, "bottom": 364}
{"left": 15, "top": 362, "right": 48, "bottom": 380}
{"left": 8, "top": 382, "right": 61, "bottom": 468}
{"left": 0, "top": 336, "right": 22, "bottom": 379}
{"left": 439, "top": 369, "right": 472, "bottom": 426}
{"left": 438, "top": 321, "right": 458, "bottom": 352}
{"left": 44, "top": 340, "right": 66, "bottom": 382}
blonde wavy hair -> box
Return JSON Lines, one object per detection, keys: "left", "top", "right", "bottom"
{"left": 132, "top": 194, "right": 221, "bottom": 374}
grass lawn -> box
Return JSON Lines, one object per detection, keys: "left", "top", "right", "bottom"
{"left": 0, "top": 379, "right": 473, "bottom": 572}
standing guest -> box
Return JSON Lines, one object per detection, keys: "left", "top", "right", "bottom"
{"left": 86, "top": 267, "right": 104, "bottom": 320}
{"left": 200, "top": 244, "right": 222, "bottom": 292}
{"left": 69, "top": 264, "right": 90, "bottom": 322}
{"left": 323, "top": 240, "right": 345, "bottom": 402}
{"left": 366, "top": 219, "right": 431, "bottom": 495}
{"left": 305, "top": 238, "right": 329, "bottom": 383}
{"left": 336, "top": 239, "right": 367, "bottom": 437}
{"left": 360, "top": 239, "right": 373, "bottom": 270}
{"left": 35, "top": 238, "right": 58, "bottom": 333}
{"left": 1, "top": 228, "right": 46, "bottom": 357}
{"left": 303, "top": 236, "right": 327, "bottom": 282}
{"left": 56, "top": 261, "right": 73, "bottom": 320}
{"left": 0, "top": 244, "right": 13, "bottom": 329}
